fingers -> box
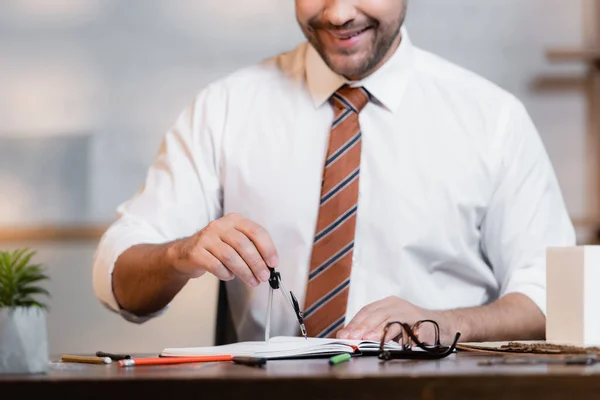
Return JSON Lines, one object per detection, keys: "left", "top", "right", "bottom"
{"left": 358, "top": 316, "right": 390, "bottom": 342}
{"left": 336, "top": 297, "right": 420, "bottom": 342}
{"left": 337, "top": 301, "right": 384, "bottom": 339}
{"left": 221, "top": 228, "right": 271, "bottom": 283}
{"left": 342, "top": 311, "right": 388, "bottom": 340}
{"left": 410, "top": 321, "right": 437, "bottom": 345}
{"left": 364, "top": 321, "right": 402, "bottom": 343}
{"left": 182, "top": 213, "right": 279, "bottom": 287}
{"left": 231, "top": 215, "right": 279, "bottom": 268}
{"left": 360, "top": 321, "right": 432, "bottom": 345}
{"left": 204, "top": 238, "right": 260, "bottom": 287}
{"left": 367, "top": 321, "right": 434, "bottom": 345}
{"left": 192, "top": 248, "right": 234, "bottom": 281}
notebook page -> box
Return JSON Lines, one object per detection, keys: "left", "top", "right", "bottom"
{"left": 161, "top": 336, "right": 410, "bottom": 358}
{"left": 268, "top": 336, "right": 406, "bottom": 351}
{"left": 161, "top": 337, "right": 357, "bottom": 358}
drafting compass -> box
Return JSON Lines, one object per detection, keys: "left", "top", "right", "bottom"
{"left": 264, "top": 267, "right": 307, "bottom": 341}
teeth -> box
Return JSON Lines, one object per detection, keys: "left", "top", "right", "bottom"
{"left": 337, "top": 30, "right": 364, "bottom": 40}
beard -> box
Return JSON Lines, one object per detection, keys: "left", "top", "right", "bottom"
{"left": 303, "top": 8, "right": 406, "bottom": 79}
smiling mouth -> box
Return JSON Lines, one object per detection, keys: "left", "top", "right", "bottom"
{"left": 327, "top": 27, "right": 371, "bottom": 40}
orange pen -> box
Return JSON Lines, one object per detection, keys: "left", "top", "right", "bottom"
{"left": 118, "top": 355, "right": 267, "bottom": 367}
{"left": 118, "top": 355, "right": 233, "bottom": 367}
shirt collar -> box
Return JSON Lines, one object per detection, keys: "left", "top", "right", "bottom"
{"left": 306, "top": 26, "right": 415, "bottom": 113}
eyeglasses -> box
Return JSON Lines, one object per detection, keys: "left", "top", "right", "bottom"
{"left": 378, "top": 319, "right": 461, "bottom": 361}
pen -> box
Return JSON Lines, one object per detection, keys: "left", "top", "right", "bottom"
{"left": 232, "top": 356, "right": 267, "bottom": 367}
{"left": 61, "top": 355, "right": 112, "bottom": 364}
{"left": 118, "top": 355, "right": 234, "bottom": 367}
{"left": 329, "top": 353, "right": 352, "bottom": 366}
{"left": 96, "top": 351, "right": 131, "bottom": 361}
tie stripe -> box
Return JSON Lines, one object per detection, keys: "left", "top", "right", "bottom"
{"left": 310, "top": 213, "right": 357, "bottom": 265}
{"left": 321, "top": 167, "right": 359, "bottom": 205}
{"left": 306, "top": 284, "right": 351, "bottom": 338}
{"left": 332, "top": 108, "right": 353, "bottom": 129}
{"left": 303, "top": 85, "right": 369, "bottom": 338}
{"left": 309, "top": 241, "right": 354, "bottom": 281}
{"left": 321, "top": 144, "right": 361, "bottom": 196}
{"left": 314, "top": 205, "right": 358, "bottom": 244}
{"left": 318, "top": 316, "right": 346, "bottom": 338}
{"left": 326, "top": 131, "right": 361, "bottom": 167}
{"left": 315, "top": 175, "right": 359, "bottom": 230}
{"left": 324, "top": 117, "right": 361, "bottom": 161}
{"left": 332, "top": 93, "right": 357, "bottom": 112}
{"left": 304, "top": 278, "right": 350, "bottom": 317}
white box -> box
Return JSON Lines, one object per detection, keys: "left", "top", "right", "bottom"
{"left": 546, "top": 246, "right": 600, "bottom": 347}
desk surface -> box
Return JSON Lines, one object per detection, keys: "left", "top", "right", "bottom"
{"left": 2, "top": 352, "right": 599, "bottom": 399}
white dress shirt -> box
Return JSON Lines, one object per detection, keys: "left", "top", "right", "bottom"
{"left": 92, "top": 27, "right": 576, "bottom": 341}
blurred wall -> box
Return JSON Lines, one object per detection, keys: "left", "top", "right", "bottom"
{"left": 0, "top": 0, "right": 590, "bottom": 353}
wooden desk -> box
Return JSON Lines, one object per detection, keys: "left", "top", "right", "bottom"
{"left": 2, "top": 352, "right": 600, "bottom": 399}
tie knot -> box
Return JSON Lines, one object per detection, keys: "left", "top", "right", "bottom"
{"left": 331, "top": 85, "right": 370, "bottom": 113}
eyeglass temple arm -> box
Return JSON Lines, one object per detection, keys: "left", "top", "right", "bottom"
{"left": 392, "top": 322, "right": 461, "bottom": 354}
{"left": 411, "top": 319, "right": 441, "bottom": 345}
{"left": 410, "top": 331, "right": 462, "bottom": 356}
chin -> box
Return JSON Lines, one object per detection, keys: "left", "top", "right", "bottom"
{"left": 326, "top": 53, "right": 370, "bottom": 79}
{"left": 330, "top": 63, "right": 370, "bottom": 80}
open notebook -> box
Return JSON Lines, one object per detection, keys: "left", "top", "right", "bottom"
{"left": 161, "top": 336, "right": 409, "bottom": 359}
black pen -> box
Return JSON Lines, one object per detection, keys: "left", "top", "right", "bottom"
{"left": 96, "top": 351, "right": 131, "bottom": 361}
{"left": 232, "top": 356, "right": 267, "bottom": 367}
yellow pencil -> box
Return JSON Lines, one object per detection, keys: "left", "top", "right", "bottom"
{"left": 60, "top": 355, "right": 112, "bottom": 364}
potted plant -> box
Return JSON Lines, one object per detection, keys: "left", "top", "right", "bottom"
{"left": 0, "top": 248, "right": 50, "bottom": 374}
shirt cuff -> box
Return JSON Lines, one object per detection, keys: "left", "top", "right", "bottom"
{"left": 92, "top": 228, "right": 169, "bottom": 324}
{"left": 500, "top": 269, "right": 546, "bottom": 316}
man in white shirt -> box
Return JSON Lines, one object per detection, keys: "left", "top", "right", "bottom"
{"left": 93, "top": 0, "right": 575, "bottom": 344}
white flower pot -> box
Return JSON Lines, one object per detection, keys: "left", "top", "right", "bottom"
{"left": 0, "top": 307, "right": 49, "bottom": 374}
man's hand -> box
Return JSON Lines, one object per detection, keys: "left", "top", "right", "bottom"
{"left": 336, "top": 293, "right": 546, "bottom": 344}
{"left": 336, "top": 296, "right": 457, "bottom": 344}
{"left": 169, "top": 213, "right": 279, "bottom": 286}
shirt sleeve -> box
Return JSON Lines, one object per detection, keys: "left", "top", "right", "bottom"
{"left": 92, "top": 83, "right": 225, "bottom": 323}
{"left": 480, "top": 98, "right": 576, "bottom": 316}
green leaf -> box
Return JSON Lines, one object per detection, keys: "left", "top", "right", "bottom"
{"left": 15, "top": 276, "right": 50, "bottom": 289}
{"left": 14, "top": 286, "right": 50, "bottom": 297}
{"left": 10, "top": 248, "right": 29, "bottom": 269}
{"left": 13, "top": 300, "right": 48, "bottom": 310}
{"left": 15, "top": 249, "right": 36, "bottom": 274}
{"left": 0, "top": 248, "right": 50, "bottom": 309}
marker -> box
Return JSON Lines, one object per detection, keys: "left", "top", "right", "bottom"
{"left": 232, "top": 356, "right": 267, "bottom": 367}
{"left": 61, "top": 355, "right": 112, "bottom": 364}
{"left": 96, "top": 351, "right": 131, "bottom": 361}
{"left": 329, "top": 353, "right": 352, "bottom": 366}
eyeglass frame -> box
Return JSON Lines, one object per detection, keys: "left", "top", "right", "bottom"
{"left": 378, "top": 319, "right": 461, "bottom": 361}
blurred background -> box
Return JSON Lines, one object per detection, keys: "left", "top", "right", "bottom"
{"left": 0, "top": 0, "right": 598, "bottom": 354}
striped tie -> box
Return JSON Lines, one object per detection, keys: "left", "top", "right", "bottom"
{"left": 303, "top": 85, "right": 370, "bottom": 338}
